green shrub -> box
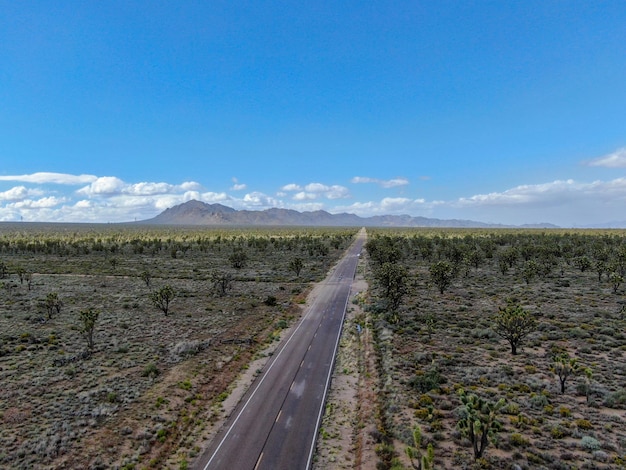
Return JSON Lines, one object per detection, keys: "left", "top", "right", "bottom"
{"left": 575, "top": 419, "right": 593, "bottom": 430}
{"left": 580, "top": 436, "right": 600, "bottom": 452}
{"left": 509, "top": 433, "right": 530, "bottom": 447}
{"left": 142, "top": 362, "right": 160, "bottom": 378}
{"left": 551, "top": 425, "right": 571, "bottom": 439}
{"left": 156, "top": 428, "right": 168, "bottom": 442}
{"left": 409, "top": 368, "right": 445, "bottom": 393}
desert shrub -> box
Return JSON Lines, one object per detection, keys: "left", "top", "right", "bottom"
{"left": 263, "top": 295, "right": 277, "bottom": 306}
{"left": 418, "top": 394, "right": 434, "bottom": 406}
{"left": 580, "top": 436, "right": 601, "bottom": 452}
{"left": 509, "top": 433, "right": 529, "bottom": 447}
{"left": 604, "top": 389, "right": 626, "bottom": 408}
{"left": 551, "top": 425, "right": 571, "bottom": 439}
{"left": 575, "top": 419, "right": 593, "bottom": 430}
{"left": 529, "top": 393, "right": 550, "bottom": 409}
{"left": 503, "top": 403, "right": 520, "bottom": 415}
{"left": 142, "top": 363, "right": 160, "bottom": 378}
{"left": 559, "top": 406, "right": 571, "bottom": 417}
{"left": 414, "top": 408, "right": 431, "bottom": 420}
{"left": 169, "top": 339, "right": 210, "bottom": 361}
{"left": 409, "top": 368, "right": 445, "bottom": 393}
{"left": 592, "top": 450, "right": 609, "bottom": 462}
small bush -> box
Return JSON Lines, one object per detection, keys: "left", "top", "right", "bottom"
{"left": 575, "top": 419, "right": 593, "bottom": 430}
{"left": 264, "top": 295, "right": 277, "bottom": 306}
{"left": 142, "top": 363, "right": 160, "bottom": 378}
{"left": 409, "top": 368, "right": 445, "bottom": 393}
{"left": 529, "top": 394, "right": 550, "bottom": 409}
{"left": 156, "top": 428, "right": 168, "bottom": 442}
{"left": 509, "top": 433, "right": 530, "bottom": 447}
{"left": 604, "top": 389, "right": 626, "bottom": 408}
{"left": 580, "top": 436, "right": 601, "bottom": 452}
{"left": 551, "top": 425, "right": 571, "bottom": 439}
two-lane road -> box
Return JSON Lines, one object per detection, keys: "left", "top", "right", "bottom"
{"left": 194, "top": 229, "right": 366, "bottom": 470}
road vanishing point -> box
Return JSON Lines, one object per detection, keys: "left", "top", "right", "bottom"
{"left": 193, "top": 229, "right": 366, "bottom": 470}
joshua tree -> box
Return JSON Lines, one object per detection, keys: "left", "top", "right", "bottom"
{"left": 229, "top": 250, "right": 248, "bottom": 269}
{"left": 595, "top": 260, "right": 607, "bottom": 282}
{"left": 79, "top": 308, "right": 100, "bottom": 350}
{"left": 289, "top": 257, "right": 304, "bottom": 277}
{"left": 211, "top": 271, "right": 233, "bottom": 297}
{"left": 457, "top": 390, "right": 506, "bottom": 460}
{"left": 374, "top": 262, "right": 408, "bottom": 311}
{"left": 429, "top": 261, "right": 454, "bottom": 294}
{"left": 609, "top": 271, "right": 623, "bottom": 294}
{"left": 405, "top": 425, "right": 435, "bottom": 470}
{"left": 140, "top": 269, "right": 152, "bottom": 288}
{"left": 521, "top": 260, "right": 539, "bottom": 284}
{"left": 40, "top": 292, "right": 63, "bottom": 320}
{"left": 150, "top": 285, "right": 176, "bottom": 315}
{"left": 492, "top": 299, "right": 537, "bottom": 355}
{"left": 582, "top": 367, "right": 593, "bottom": 404}
{"left": 551, "top": 354, "right": 579, "bottom": 394}
{"left": 574, "top": 256, "right": 592, "bottom": 273}
{"left": 466, "top": 249, "right": 484, "bottom": 270}
{"left": 16, "top": 266, "right": 26, "bottom": 284}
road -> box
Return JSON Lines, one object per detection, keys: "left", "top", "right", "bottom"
{"left": 193, "top": 229, "right": 366, "bottom": 470}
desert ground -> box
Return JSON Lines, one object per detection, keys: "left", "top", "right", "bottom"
{"left": 0, "top": 223, "right": 356, "bottom": 469}
{"left": 317, "top": 229, "right": 626, "bottom": 470}
{"left": 2, "top": 225, "right": 626, "bottom": 470}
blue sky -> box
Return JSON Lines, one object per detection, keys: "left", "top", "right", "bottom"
{"left": 1, "top": 1, "right": 626, "bottom": 226}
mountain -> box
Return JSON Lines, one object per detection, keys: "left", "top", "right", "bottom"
{"left": 140, "top": 200, "right": 559, "bottom": 228}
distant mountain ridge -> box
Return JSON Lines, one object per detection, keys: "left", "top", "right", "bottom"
{"left": 140, "top": 200, "right": 559, "bottom": 228}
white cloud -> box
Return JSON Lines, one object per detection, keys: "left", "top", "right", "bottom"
{"left": 440, "top": 177, "right": 626, "bottom": 226}
{"left": 456, "top": 179, "right": 581, "bottom": 207}
{"left": 9, "top": 196, "right": 67, "bottom": 209}
{"left": 0, "top": 186, "right": 44, "bottom": 201}
{"left": 333, "top": 197, "right": 428, "bottom": 216}
{"left": 586, "top": 147, "right": 626, "bottom": 168}
{"left": 200, "top": 192, "right": 231, "bottom": 203}
{"left": 351, "top": 176, "right": 376, "bottom": 184}
{"left": 281, "top": 182, "right": 349, "bottom": 200}
{"left": 351, "top": 176, "right": 409, "bottom": 188}
{"left": 293, "top": 192, "right": 316, "bottom": 201}
{"left": 3, "top": 169, "right": 626, "bottom": 226}
{"left": 74, "top": 200, "right": 92, "bottom": 208}
{"left": 230, "top": 177, "right": 247, "bottom": 191}
{"left": 281, "top": 183, "right": 302, "bottom": 191}
{"left": 242, "top": 192, "right": 281, "bottom": 208}
{"left": 304, "top": 182, "right": 329, "bottom": 192}
{"left": 76, "top": 177, "right": 203, "bottom": 197}
{"left": 77, "top": 176, "right": 125, "bottom": 196}
{"left": 0, "top": 172, "right": 97, "bottom": 185}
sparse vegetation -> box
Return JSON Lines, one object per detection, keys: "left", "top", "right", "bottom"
{"left": 339, "top": 228, "right": 626, "bottom": 470}
{"left": 0, "top": 223, "right": 356, "bottom": 469}
{"left": 4, "top": 225, "right": 626, "bottom": 470}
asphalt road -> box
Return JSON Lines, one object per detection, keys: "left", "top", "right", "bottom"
{"left": 194, "top": 229, "right": 366, "bottom": 470}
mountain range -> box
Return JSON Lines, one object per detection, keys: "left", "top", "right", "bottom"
{"left": 140, "top": 200, "right": 559, "bottom": 228}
